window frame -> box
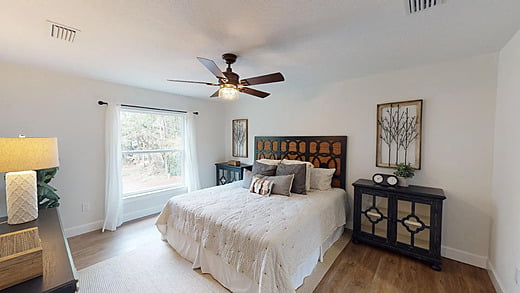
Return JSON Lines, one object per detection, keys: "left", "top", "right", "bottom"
{"left": 119, "top": 107, "right": 186, "bottom": 197}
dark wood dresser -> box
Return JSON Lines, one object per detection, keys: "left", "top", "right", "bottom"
{"left": 0, "top": 208, "right": 78, "bottom": 292}
{"left": 215, "top": 162, "right": 252, "bottom": 185}
{"left": 352, "top": 179, "right": 446, "bottom": 270}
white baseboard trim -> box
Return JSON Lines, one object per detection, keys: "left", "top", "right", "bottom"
{"left": 65, "top": 220, "right": 104, "bottom": 238}
{"left": 441, "top": 245, "right": 487, "bottom": 268}
{"left": 64, "top": 206, "right": 163, "bottom": 239}
{"left": 343, "top": 221, "right": 487, "bottom": 269}
{"left": 122, "top": 205, "right": 163, "bottom": 223}
{"left": 487, "top": 261, "right": 505, "bottom": 293}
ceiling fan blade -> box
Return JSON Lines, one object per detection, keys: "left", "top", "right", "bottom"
{"left": 240, "top": 72, "right": 285, "bottom": 86}
{"left": 197, "top": 57, "right": 226, "bottom": 79}
{"left": 210, "top": 90, "right": 220, "bottom": 98}
{"left": 167, "top": 79, "right": 218, "bottom": 86}
{"left": 239, "top": 87, "right": 270, "bottom": 98}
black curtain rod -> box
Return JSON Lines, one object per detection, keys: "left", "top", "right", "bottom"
{"left": 97, "top": 100, "right": 198, "bottom": 115}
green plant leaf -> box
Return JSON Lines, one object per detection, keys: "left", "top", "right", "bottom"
{"left": 36, "top": 167, "right": 60, "bottom": 209}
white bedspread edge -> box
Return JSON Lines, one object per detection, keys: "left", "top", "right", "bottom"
{"left": 161, "top": 223, "right": 345, "bottom": 292}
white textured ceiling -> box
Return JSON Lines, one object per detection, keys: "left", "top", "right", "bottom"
{"left": 1, "top": 0, "right": 520, "bottom": 98}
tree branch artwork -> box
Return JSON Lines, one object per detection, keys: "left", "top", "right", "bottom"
{"left": 398, "top": 107, "right": 419, "bottom": 165}
{"left": 376, "top": 100, "right": 422, "bottom": 169}
{"left": 232, "top": 119, "right": 248, "bottom": 157}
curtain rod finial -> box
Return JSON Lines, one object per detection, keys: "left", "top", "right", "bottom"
{"left": 193, "top": 111, "right": 199, "bottom": 115}
{"left": 98, "top": 100, "right": 108, "bottom": 106}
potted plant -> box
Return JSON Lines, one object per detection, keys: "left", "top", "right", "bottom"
{"left": 37, "top": 167, "right": 60, "bottom": 209}
{"left": 394, "top": 163, "right": 415, "bottom": 187}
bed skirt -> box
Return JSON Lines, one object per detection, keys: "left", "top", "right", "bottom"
{"left": 161, "top": 225, "right": 345, "bottom": 293}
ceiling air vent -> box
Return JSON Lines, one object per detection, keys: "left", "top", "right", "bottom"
{"left": 407, "top": 0, "right": 442, "bottom": 14}
{"left": 48, "top": 21, "right": 79, "bottom": 42}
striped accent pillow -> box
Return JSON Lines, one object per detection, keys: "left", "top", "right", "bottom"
{"left": 249, "top": 176, "right": 274, "bottom": 196}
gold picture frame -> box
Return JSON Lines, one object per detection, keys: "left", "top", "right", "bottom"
{"left": 232, "top": 119, "right": 248, "bottom": 158}
{"left": 376, "top": 99, "right": 422, "bottom": 169}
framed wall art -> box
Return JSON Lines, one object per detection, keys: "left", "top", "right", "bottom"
{"left": 232, "top": 119, "right": 248, "bottom": 158}
{"left": 376, "top": 99, "right": 423, "bottom": 169}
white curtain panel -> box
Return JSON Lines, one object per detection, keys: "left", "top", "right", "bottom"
{"left": 184, "top": 113, "right": 201, "bottom": 192}
{"left": 102, "top": 103, "right": 123, "bottom": 232}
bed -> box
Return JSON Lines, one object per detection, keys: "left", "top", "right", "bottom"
{"left": 156, "top": 136, "right": 348, "bottom": 293}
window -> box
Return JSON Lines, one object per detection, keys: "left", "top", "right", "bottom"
{"left": 120, "top": 108, "right": 185, "bottom": 197}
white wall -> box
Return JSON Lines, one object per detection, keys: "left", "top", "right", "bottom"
{"left": 0, "top": 60, "right": 226, "bottom": 235}
{"left": 224, "top": 54, "right": 498, "bottom": 267}
{"left": 488, "top": 29, "right": 520, "bottom": 293}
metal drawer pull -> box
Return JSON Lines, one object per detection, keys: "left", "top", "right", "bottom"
{"left": 367, "top": 211, "right": 382, "bottom": 218}
{"left": 404, "top": 220, "right": 422, "bottom": 228}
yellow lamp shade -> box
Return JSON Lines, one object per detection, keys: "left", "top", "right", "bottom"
{"left": 0, "top": 137, "right": 59, "bottom": 173}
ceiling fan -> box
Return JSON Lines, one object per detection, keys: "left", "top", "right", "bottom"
{"left": 167, "top": 53, "right": 285, "bottom": 100}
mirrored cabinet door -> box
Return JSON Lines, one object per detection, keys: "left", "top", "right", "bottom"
{"left": 360, "top": 192, "right": 389, "bottom": 239}
{"left": 396, "top": 200, "right": 431, "bottom": 250}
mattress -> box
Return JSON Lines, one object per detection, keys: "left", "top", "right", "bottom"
{"left": 156, "top": 181, "right": 347, "bottom": 293}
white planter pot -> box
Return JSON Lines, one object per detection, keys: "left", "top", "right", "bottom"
{"left": 398, "top": 177, "right": 409, "bottom": 187}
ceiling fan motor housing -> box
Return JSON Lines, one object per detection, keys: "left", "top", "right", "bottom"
{"left": 221, "top": 53, "right": 239, "bottom": 84}
{"left": 223, "top": 71, "right": 239, "bottom": 85}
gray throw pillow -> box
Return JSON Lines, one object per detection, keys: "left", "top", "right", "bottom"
{"left": 264, "top": 174, "right": 295, "bottom": 196}
{"left": 252, "top": 161, "right": 277, "bottom": 176}
{"left": 276, "top": 163, "right": 307, "bottom": 194}
{"left": 242, "top": 169, "right": 262, "bottom": 188}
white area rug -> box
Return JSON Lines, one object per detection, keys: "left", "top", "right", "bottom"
{"left": 79, "top": 232, "right": 351, "bottom": 293}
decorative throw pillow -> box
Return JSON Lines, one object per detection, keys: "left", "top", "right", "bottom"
{"left": 249, "top": 176, "right": 274, "bottom": 196}
{"left": 276, "top": 163, "right": 306, "bottom": 194}
{"left": 242, "top": 169, "right": 261, "bottom": 188}
{"left": 257, "top": 159, "right": 281, "bottom": 165}
{"left": 252, "top": 161, "right": 277, "bottom": 176}
{"left": 263, "top": 174, "right": 294, "bottom": 196}
{"left": 310, "top": 168, "right": 336, "bottom": 190}
{"left": 281, "top": 159, "right": 314, "bottom": 191}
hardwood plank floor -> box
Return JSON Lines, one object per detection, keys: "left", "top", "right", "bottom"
{"left": 68, "top": 215, "right": 495, "bottom": 292}
{"left": 68, "top": 214, "right": 159, "bottom": 270}
{"left": 315, "top": 241, "right": 496, "bottom": 293}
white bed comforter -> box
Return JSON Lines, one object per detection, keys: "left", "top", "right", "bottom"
{"left": 155, "top": 182, "right": 346, "bottom": 293}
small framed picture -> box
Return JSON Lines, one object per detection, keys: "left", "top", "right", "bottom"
{"left": 232, "top": 119, "right": 248, "bottom": 158}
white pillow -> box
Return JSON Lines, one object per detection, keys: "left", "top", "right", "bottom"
{"left": 310, "top": 168, "right": 336, "bottom": 191}
{"left": 281, "top": 159, "right": 314, "bottom": 191}
{"left": 256, "top": 159, "right": 281, "bottom": 165}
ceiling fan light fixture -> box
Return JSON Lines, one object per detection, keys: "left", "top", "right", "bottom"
{"left": 167, "top": 53, "right": 284, "bottom": 99}
{"left": 219, "top": 84, "right": 239, "bottom": 100}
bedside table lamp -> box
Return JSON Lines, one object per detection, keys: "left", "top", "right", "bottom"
{"left": 0, "top": 137, "right": 59, "bottom": 224}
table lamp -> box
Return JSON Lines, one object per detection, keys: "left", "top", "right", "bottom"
{"left": 0, "top": 137, "right": 59, "bottom": 224}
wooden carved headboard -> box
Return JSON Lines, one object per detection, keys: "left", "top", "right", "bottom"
{"left": 254, "top": 136, "right": 348, "bottom": 189}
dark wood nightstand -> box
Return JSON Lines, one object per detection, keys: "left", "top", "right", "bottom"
{"left": 352, "top": 179, "right": 446, "bottom": 271}
{"left": 0, "top": 208, "right": 78, "bottom": 293}
{"left": 215, "top": 162, "right": 252, "bottom": 185}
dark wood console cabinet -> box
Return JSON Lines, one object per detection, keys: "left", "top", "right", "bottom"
{"left": 352, "top": 179, "right": 446, "bottom": 271}
{"left": 0, "top": 208, "right": 78, "bottom": 292}
{"left": 215, "top": 162, "right": 252, "bottom": 185}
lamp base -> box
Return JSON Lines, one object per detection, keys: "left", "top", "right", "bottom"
{"left": 5, "top": 170, "right": 38, "bottom": 225}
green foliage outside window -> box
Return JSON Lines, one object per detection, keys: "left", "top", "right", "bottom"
{"left": 120, "top": 110, "right": 186, "bottom": 195}
{"left": 120, "top": 111, "right": 184, "bottom": 152}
